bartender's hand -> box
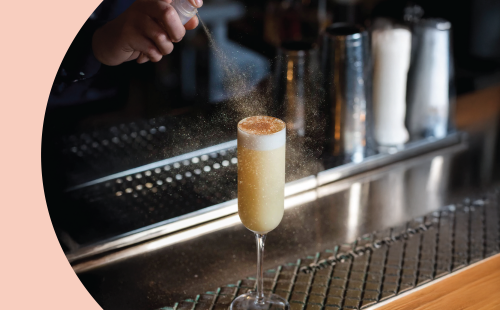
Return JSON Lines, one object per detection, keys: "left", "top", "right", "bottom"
{"left": 92, "top": 0, "right": 202, "bottom": 66}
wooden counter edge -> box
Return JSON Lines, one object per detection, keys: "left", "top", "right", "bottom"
{"left": 367, "top": 253, "right": 500, "bottom": 310}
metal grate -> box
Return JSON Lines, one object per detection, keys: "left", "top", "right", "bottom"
{"left": 163, "top": 188, "right": 499, "bottom": 310}
{"left": 66, "top": 144, "right": 239, "bottom": 244}
{"left": 56, "top": 114, "right": 234, "bottom": 187}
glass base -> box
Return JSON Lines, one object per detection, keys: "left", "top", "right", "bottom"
{"left": 230, "top": 291, "right": 289, "bottom": 310}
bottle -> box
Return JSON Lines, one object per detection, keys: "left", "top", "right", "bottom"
{"left": 171, "top": 0, "right": 198, "bottom": 25}
{"left": 372, "top": 19, "right": 411, "bottom": 150}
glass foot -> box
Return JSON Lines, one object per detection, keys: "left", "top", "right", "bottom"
{"left": 229, "top": 291, "right": 289, "bottom": 310}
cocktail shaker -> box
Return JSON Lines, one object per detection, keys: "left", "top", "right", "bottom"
{"left": 274, "top": 41, "right": 322, "bottom": 139}
{"left": 273, "top": 41, "right": 326, "bottom": 176}
{"left": 321, "top": 23, "right": 369, "bottom": 163}
{"left": 406, "top": 19, "right": 453, "bottom": 140}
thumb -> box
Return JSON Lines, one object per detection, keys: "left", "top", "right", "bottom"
{"left": 187, "top": 0, "right": 203, "bottom": 9}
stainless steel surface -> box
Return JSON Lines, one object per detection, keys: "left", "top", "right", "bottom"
{"left": 407, "top": 18, "right": 454, "bottom": 140}
{"left": 67, "top": 132, "right": 464, "bottom": 263}
{"left": 67, "top": 175, "right": 318, "bottom": 263}
{"left": 73, "top": 187, "right": 319, "bottom": 273}
{"left": 321, "top": 23, "right": 370, "bottom": 163}
{"left": 317, "top": 131, "right": 465, "bottom": 185}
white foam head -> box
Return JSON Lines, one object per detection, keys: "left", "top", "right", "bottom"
{"left": 237, "top": 116, "right": 286, "bottom": 151}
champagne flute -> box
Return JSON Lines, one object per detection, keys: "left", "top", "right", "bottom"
{"left": 230, "top": 116, "right": 289, "bottom": 310}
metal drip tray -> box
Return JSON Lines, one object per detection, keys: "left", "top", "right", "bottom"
{"left": 65, "top": 141, "right": 240, "bottom": 247}
{"left": 165, "top": 189, "right": 500, "bottom": 310}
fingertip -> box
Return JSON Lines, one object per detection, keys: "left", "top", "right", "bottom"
{"left": 188, "top": 0, "right": 203, "bottom": 8}
{"left": 151, "top": 55, "right": 163, "bottom": 62}
{"left": 136, "top": 53, "right": 150, "bottom": 64}
{"left": 184, "top": 16, "right": 199, "bottom": 30}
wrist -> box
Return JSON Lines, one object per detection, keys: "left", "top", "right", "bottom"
{"left": 92, "top": 22, "right": 121, "bottom": 66}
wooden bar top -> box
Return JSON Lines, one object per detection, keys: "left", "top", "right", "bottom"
{"left": 455, "top": 84, "right": 500, "bottom": 128}
{"left": 373, "top": 254, "right": 500, "bottom": 309}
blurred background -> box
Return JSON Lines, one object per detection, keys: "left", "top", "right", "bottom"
{"left": 42, "top": 0, "right": 500, "bottom": 256}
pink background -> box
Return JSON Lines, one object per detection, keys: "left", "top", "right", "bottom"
{"left": 1, "top": 0, "right": 103, "bottom": 308}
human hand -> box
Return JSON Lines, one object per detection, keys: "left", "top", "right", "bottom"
{"left": 92, "top": 0, "right": 202, "bottom": 66}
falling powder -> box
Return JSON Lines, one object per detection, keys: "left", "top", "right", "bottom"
{"left": 196, "top": 15, "right": 325, "bottom": 183}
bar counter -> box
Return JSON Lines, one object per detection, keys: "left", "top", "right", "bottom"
{"left": 74, "top": 85, "right": 500, "bottom": 310}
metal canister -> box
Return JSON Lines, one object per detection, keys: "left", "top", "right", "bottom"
{"left": 274, "top": 41, "right": 323, "bottom": 139}
{"left": 321, "top": 23, "right": 370, "bottom": 163}
{"left": 406, "top": 18, "right": 454, "bottom": 140}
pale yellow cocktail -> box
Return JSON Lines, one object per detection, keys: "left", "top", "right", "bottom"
{"left": 231, "top": 116, "right": 289, "bottom": 310}
{"left": 237, "top": 116, "right": 286, "bottom": 234}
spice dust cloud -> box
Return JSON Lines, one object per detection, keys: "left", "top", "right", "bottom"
{"left": 197, "top": 15, "right": 325, "bottom": 182}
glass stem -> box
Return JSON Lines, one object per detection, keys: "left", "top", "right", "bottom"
{"left": 255, "top": 233, "right": 267, "bottom": 303}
